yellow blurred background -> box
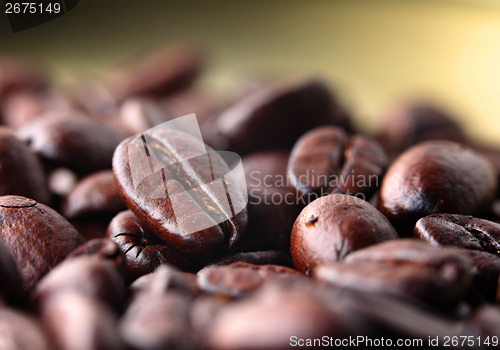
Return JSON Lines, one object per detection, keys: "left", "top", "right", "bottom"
{"left": 1, "top": 0, "right": 499, "bottom": 146}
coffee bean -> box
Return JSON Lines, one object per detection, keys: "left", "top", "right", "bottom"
{"left": 415, "top": 214, "right": 500, "bottom": 301}
{"left": 240, "top": 150, "right": 303, "bottom": 252}
{"left": 288, "top": 126, "right": 387, "bottom": 198}
{"left": 0, "top": 127, "right": 51, "bottom": 204}
{"left": 130, "top": 264, "right": 199, "bottom": 299}
{"left": 206, "top": 283, "right": 360, "bottom": 350}
{"left": 314, "top": 239, "right": 472, "bottom": 308}
{"left": 62, "top": 170, "right": 126, "bottom": 220}
{"left": 18, "top": 113, "right": 124, "bottom": 174}
{"left": 40, "top": 292, "right": 124, "bottom": 350}
{"left": 197, "top": 262, "right": 303, "bottom": 298}
{"left": 0, "top": 195, "right": 84, "bottom": 291}
{"left": 465, "top": 305, "right": 500, "bottom": 339}
{"left": 107, "top": 210, "right": 191, "bottom": 282}
{"left": 379, "top": 141, "right": 498, "bottom": 233}
{"left": 120, "top": 292, "right": 197, "bottom": 350}
{"left": 290, "top": 193, "right": 398, "bottom": 273}
{"left": 47, "top": 167, "right": 78, "bottom": 197}
{"left": 106, "top": 44, "right": 202, "bottom": 101}
{"left": 415, "top": 214, "right": 500, "bottom": 256}
{"left": 70, "top": 218, "right": 110, "bottom": 240}
{"left": 377, "top": 102, "right": 465, "bottom": 155}
{"left": 0, "top": 240, "right": 23, "bottom": 306}
{"left": 66, "top": 238, "right": 125, "bottom": 268}
{"left": 33, "top": 256, "right": 126, "bottom": 311}
{"left": 207, "top": 79, "right": 351, "bottom": 154}
{"left": 0, "top": 307, "right": 51, "bottom": 350}
{"left": 112, "top": 126, "right": 248, "bottom": 258}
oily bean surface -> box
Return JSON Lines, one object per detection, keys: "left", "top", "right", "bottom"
{"left": 379, "top": 141, "right": 497, "bottom": 232}
{"left": 288, "top": 126, "right": 387, "bottom": 197}
{"left": 113, "top": 128, "right": 247, "bottom": 257}
{"left": 290, "top": 193, "right": 398, "bottom": 273}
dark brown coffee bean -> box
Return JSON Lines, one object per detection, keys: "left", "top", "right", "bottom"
{"left": 314, "top": 239, "right": 472, "bottom": 308}
{"left": 62, "top": 170, "right": 126, "bottom": 219}
{"left": 33, "top": 256, "right": 126, "bottom": 311}
{"left": 202, "top": 250, "right": 293, "bottom": 269}
{"left": 206, "top": 283, "right": 359, "bottom": 350}
{"left": 107, "top": 210, "right": 191, "bottom": 282}
{"left": 379, "top": 141, "right": 497, "bottom": 233}
{"left": 0, "top": 307, "right": 51, "bottom": 350}
{"left": 415, "top": 214, "right": 500, "bottom": 301}
{"left": 66, "top": 238, "right": 125, "bottom": 268}
{"left": 130, "top": 264, "right": 199, "bottom": 299}
{"left": 40, "top": 293, "right": 124, "bottom": 350}
{"left": 207, "top": 79, "right": 351, "bottom": 154}
{"left": 120, "top": 292, "right": 197, "bottom": 350}
{"left": 377, "top": 102, "right": 465, "bottom": 155}
{"left": 189, "top": 295, "right": 232, "bottom": 341}
{"left": 239, "top": 150, "right": 303, "bottom": 252}
{"left": 197, "top": 262, "right": 303, "bottom": 298}
{"left": 0, "top": 58, "right": 47, "bottom": 99}
{"left": 288, "top": 126, "right": 387, "bottom": 198}
{"left": 415, "top": 214, "right": 500, "bottom": 256}
{"left": 0, "top": 195, "right": 84, "bottom": 291}
{"left": 0, "top": 240, "right": 23, "bottom": 306}
{"left": 18, "top": 113, "right": 124, "bottom": 174}
{"left": 70, "top": 218, "right": 110, "bottom": 240}
{"left": 290, "top": 194, "right": 398, "bottom": 273}
{"left": 0, "top": 127, "right": 51, "bottom": 204}
{"left": 112, "top": 126, "right": 248, "bottom": 258}
{"left": 106, "top": 44, "right": 202, "bottom": 101}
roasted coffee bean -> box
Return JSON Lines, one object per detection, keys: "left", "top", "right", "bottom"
{"left": 288, "top": 126, "right": 387, "bottom": 198}
{"left": 207, "top": 79, "right": 351, "bottom": 154}
{"left": 314, "top": 239, "right": 472, "bottom": 308}
{"left": 197, "top": 262, "right": 303, "bottom": 298}
{"left": 0, "top": 127, "right": 51, "bottom": 204}
{"left": 107, "top": 210, "right": 191, "bottom": 282}
{"left": 239, "top": 150, "right": 303, "bottom": 252}
{"left": 33, "top": 256, "right": 126, "bottom": 311}
{"left": 415, "top": 214, "right": 500, "bottom": 301}
{"left": 0, "top": 195, "right": 84, "bottom": 291}
{"left": 376, "top": 102, "right": 465, "bottom": 155}
{"left": 106, "top": 44, "right": 202, "bottom": 101}
{"left": 120, "top": 292, "right": 197, "bottom": 350}
{"left": 18, "top": 112, "right": 124, "bottom": 174}
{"left": 206, "top": 283, "right": 362, "bottom": 350}
{"left": 113, "top": 125, "right": 248, "bottom": 258}
{"left": 0, "top": 307, "right": 51, "bottom": 350}
{"left": 62, "top": 170, "right": 126, "bottom": 219}
{"left": 66, "top": 238, "right": 125, "bottom": 268}
{"left": 189, "top": 295, "right": 232, "bottom": 340}
{"left": 290, "top": 193, "right": 398, "bottom": 273}
{"left": 415, "top": 214, "right": 500, "bottom": 256}
{"left": 0, "top": 58, "right": 47, "bottom": 99}
{"left": 0, "top": 240, "right": 23, "bottom": 306}
{"left": 202, "top": 250, "right": 293, "bottom": 269}
{"left": 379, "top": 141, "right": 497, "bottom": 233}
{"left": 130, "top": 264, "right": 199, "bottom": 299}
{"left": 466, "top": 250, "right": 500, "bottom": 302}
{"left": 70, "top": 218, "right": 110, "bottom": 240}
{"left": 40, "top": 293, "right": 124, "bottom": 350}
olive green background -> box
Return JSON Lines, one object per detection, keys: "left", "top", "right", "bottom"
{"left": 1, "top": 0, "right": 500, "bottom": 146}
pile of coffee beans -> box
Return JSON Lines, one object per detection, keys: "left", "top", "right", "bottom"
{"left": 0, "top": 43, "right": 499, "bottom": 350}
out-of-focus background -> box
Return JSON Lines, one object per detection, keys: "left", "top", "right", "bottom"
{"left": 1, "top": 0, "right": 499, "bottom": 145}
